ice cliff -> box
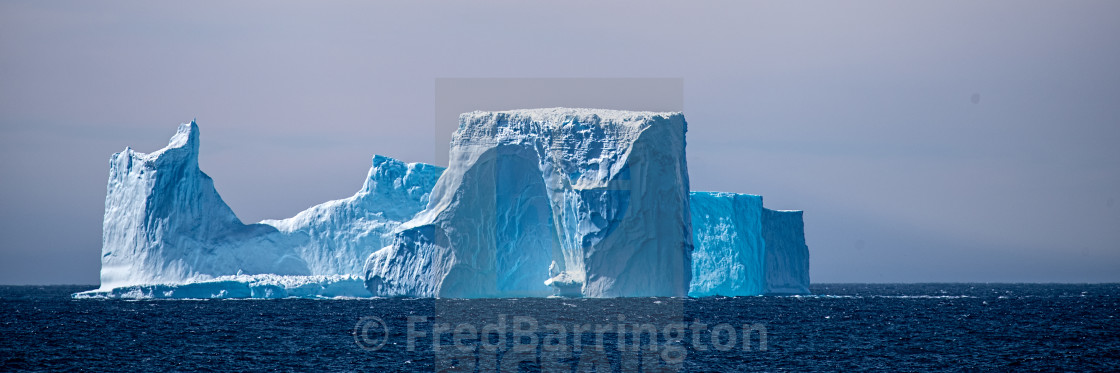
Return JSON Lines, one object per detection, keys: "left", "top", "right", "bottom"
{"left": 83, "top": 109, "right": 810, "bottom": 299}
{"left": 364, "top": 108, "right": 694, "bottom": 298}
{"left": 688, "top": 192, "right": 810, "bottom": 296}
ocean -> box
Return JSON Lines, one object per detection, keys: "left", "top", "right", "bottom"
{"left": 1, "top": 284, "right": 1117, "bottom": 371}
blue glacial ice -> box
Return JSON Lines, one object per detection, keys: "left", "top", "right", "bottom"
{"left": 80, "top": 109, "right": 810, "bottom": 299}
{"left": 688, "top": 192, "right": 810, "bottom": 296}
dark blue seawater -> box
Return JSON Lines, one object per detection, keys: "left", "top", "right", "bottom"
{"left": 2, "top": 284, "right": 1118, "bottom": 371}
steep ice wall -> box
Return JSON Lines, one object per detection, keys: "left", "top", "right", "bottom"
{"left": 365, "top": 108, "right": 694, "bottom": 298}
{"left": 687, "top": 192, "right": 810, "bottom": 296}
{"left": 98, "top": 122, "right": 308, "bottom": 289}
{"left": 762, "top": 209, "right": 811, "bottom": 294}
{"left": 688, "top": 192, "right": 766, "bottom": 296}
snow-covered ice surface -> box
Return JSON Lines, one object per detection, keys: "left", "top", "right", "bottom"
{"left": 261, "top": 155, "right": 443, "bottom": 278}
{"left": 365, "top": 108, "right": 694, "bottom": 298}
{"left": 78, "top": 122, "right": 442, "bottom": 299}
{"left": 80, "top": 110, "right": 810, "bottom": 299}
{"left": 688, "top": 192, "right": 810, "bottom": 296}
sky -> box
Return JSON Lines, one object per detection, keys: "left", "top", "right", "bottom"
{"left": 1, "top": 1, "right": 1118, "bottom": 285}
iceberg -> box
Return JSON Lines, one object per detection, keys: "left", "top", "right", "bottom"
{"left": 687, "top": 192, "right": 810, "bottom": 296}
{"left": 81, "top": 109, "right": 810, "bottom": 299}
{"left": 82, "top": 121, "right": 442, "bottom": 298}
{"left": 365, "top": 108, "right": 694, "bottom": 298}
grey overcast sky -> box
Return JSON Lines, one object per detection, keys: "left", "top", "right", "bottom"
{"left": 2, "top": 1, "right": 1118, "bottom": 284}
